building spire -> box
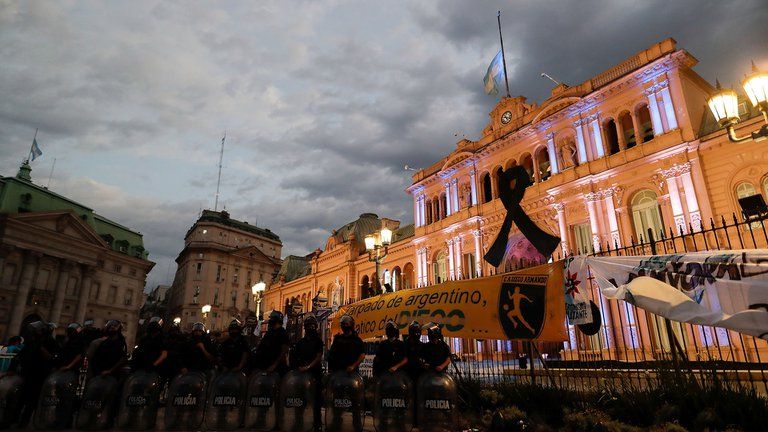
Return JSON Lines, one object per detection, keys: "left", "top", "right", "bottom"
{"left": 17, "top": 161, "right": 32, "bottom": 182}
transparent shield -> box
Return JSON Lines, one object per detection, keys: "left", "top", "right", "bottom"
{"left": 244, "top": 371, "right": 280, "bottom": 431}
{"left": 164, "top": 371, "right": 206, "bottom": 431}
{"left": 204, "top": 371, "right": 247, "bottom": 431}
{"left": 279, "top": 370, "right": 316, "bottom": 432}
{"left": 325, "top": 370, "right": 364, "bottom": 432}
{"left": 374, "top": 371, "right": 414, "bottom": 432}
{"left": 116, "top": 370, "right": 162, "bottom": 431}
{"left": 416, "top": 372, "right": 457, "bottom": 432}
{"left": 0, "top": 374, "right": 24, "bottom": 427}
{"left": 33, "top": 370, "right": 79, "bottom": 430}
{"left": 75, "top": 375, "right": 120, "bottom": 431}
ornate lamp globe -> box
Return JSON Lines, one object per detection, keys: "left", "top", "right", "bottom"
{"left": 708, "top": 80, "right": 740, "bottom": 127}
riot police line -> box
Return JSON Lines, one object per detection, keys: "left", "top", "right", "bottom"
{"left": 0, "top": 311, "right": 457, "bottom": 432}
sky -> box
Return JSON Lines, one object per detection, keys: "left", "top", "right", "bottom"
{"left": 1, "top": 0, "right": 766, "bottom": 290}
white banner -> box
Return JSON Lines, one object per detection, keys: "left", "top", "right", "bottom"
{"left": 567, "top": 250, "right": 768, "bottom": 340}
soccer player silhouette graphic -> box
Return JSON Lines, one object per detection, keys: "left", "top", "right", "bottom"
{"left": 502, "top": 286, "right": 535, "bottom": 334}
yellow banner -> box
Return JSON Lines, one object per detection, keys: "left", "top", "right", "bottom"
{"left": 331, "top": 262, "right": 566, "bottom": 341}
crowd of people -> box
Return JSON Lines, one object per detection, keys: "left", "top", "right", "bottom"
{"left": 0, "top": 310, "right": 452, "bottom": 430}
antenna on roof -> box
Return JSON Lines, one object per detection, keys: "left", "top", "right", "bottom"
{"left": 46, "top": 158, "right": 56, "bottom": 188}
{"left": 540, "top": 72, "right": 562, "bottom": 86}
{"left": 404, "top": 165, "right": 419, "bottom": 171}
{"left": 214, "top": 131, "right": 226, "bottom": 211}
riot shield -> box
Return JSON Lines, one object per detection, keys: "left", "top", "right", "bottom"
{"left": 32, "top": 370, "right": 79, "bottom": 430}
{"left": 244, "top": 371, "right": 280, "bottom": 431}
{"left": 416, "top": 372, "right": 457, "bottom": 432}
{"left": 164, "top": 371, "right": 206, "bottom": 431}
{"left": 279, "top": 370, "right": 316, "bottom": 432}
{"left": 0, "top": 374, "right": 23, "bottom": 428}
{"left": 325, "top": 370, "right": 364, "bottom": 432}
{"left": 204, "top": 371, "right": 246, "bottom": 431}
{"left": 75, "top": 374, "right": 120, "bottom": 430}
{"left": 374, "top": 371, "right": 414, "bottom": 432}
{"left": 115, "top": 370, "right": 163, "bottom": 431}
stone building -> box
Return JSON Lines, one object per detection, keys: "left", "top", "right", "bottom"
{"left": 265, "top": 38, "right": 768, "bottom": 362}
{"left": 166, "top": 210, "right": 282, "bottom": 331}
{"left": 0, "top": 163, "right": 154, "bottom": 345}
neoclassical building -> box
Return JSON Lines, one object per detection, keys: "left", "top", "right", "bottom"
{"left": 0, "top": 163, "right": 155, "bottom": 346}
{"left": 264, "top": 38, "right": 767, "bottom": 361}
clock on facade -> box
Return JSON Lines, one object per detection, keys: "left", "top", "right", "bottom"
{"left": 501, "top": 111, "right": 512, "bottom": 124}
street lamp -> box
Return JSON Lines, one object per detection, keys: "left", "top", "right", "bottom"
{"left": 365, "top": 227, "right": 392, "bottom": 296}
{"left": 708, "top": 62, "right": 768, "bottom": 143}
{"left": 251, "top": 281, "right": 266, "bottom": 319}
{"left": 173, "top": 317, "right": 181, "bottom": 325}
{"left": 202, "top": 304, "right": 211, "bottom": 329}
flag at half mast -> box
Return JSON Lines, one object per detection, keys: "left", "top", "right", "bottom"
{"left": 483, "top": 50, "right": 505, "bottom": 95}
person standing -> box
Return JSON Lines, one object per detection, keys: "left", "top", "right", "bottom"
{"left": 87, "top": 320, "right": 128, "bottom": 378}
{"left": 181, "top": 322, "right": 218, "bottom": 374}
{"left": 289, "top": 315, "right": 324, "bottom": 432}
{"left": 130, "top": 317, "right": 168, "bottom": 377}
{"left": 9, "top": 321, "right": 56, "bottom": 427}
{"left": 250, "top": 311, "right": 290, "bottom": 375}
{"left": 218, "top": 320, "right": 249, "bottom": 373}
{"left": 420, "top": 323, "right": 451, "bottom": 373}
{"left": 57, "top": 323, "right": 85, "bottom": 372}
{"left": 372, "top": 321, "right": 407, "bottom": 377}
{"left": 327, "top": 315, "right": 365, "bottom": 374}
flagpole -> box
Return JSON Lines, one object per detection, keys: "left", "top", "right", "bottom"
{"left": 497, "top": 11, "right": 511, "bottom": 98}
{"left": 214, "top": 131, "right": 226, "bottom": 212}
{"left": 47, "top": 158, "right": 57, "bottom": 188}
{"left": 26, "top": 128, "right": 38, "bottom": 163}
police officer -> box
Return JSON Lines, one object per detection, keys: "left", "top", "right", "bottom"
{"left": 251, "top": 311, "right": 290, "bottom": 375}
{"left": 182, "top": 322, "right": 218, "bottom": 374}
{"left": 9, "top": 321, "right": 56, "bottom": 427}
{"left": 131, "top": 317, "right": 168, "bottom": 375}
{"left": 88, "top": 320, "right": 128, "bottom": 377}
{"left": 218, "top": 319, "right": 248, "bottom": 373}
{"left": 328, "top": 315, "right": 365, "bottom": 373}
{"left": 403, "top": 320, "right": 425, "bottom": 383}
{"left": 373, "top": 320, "right": 407, "bottom": 377}
{"left": 289, "top": 315, "right": 324, "bottom": 431}
{"left": 421, "top": 323, "right": 451, "bottom": 373}
{"left": 57, "top": 323, "right": 85, "bottom": 372}
{"left": 81, "top": 319, "right": 103, "bottom": 347}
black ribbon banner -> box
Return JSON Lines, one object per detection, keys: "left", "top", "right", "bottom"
{"left": 483, "top": 166, "right": 561, "bottom": 268}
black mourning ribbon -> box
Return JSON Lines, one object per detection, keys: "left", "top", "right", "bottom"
{"left": 483, "top": 166, "right": 561, "bottom": 268}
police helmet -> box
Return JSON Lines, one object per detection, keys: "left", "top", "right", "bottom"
{"left": 268, "top": 310, "right": 284, "bottom": 324}
{"left": 105, "top": 320, "right": 123, "bottom": 333}
{"left": 340, "top": 314, "right": 355, "bottom": 333}
{"left": 304, "top": 315, "right": 318, "bottom": 330}
{"left": 27, "top": 320, "right": 48, "bottom": 335}
{"left": 191, "top": 322, "right": 206, "bottom": 333}
{"left": 67, "top": 322, "right": 82, "bottom": 331}
{"left": 83, "top": 319, "right": 95, "bottom": 328}
{"left": 425, "top": 322, "right": 443, "bottom": 341}
{"left": 408, "top": 320, "right": 422, "bottom": 337}
{"left": 228, "top": 319, "right": 242, "bottom": 331}
{"left": 148, "top": 316, "right": 164, "bottom": 332}
{"left": 385, "top": 320, "right": 399, "bottom": 339}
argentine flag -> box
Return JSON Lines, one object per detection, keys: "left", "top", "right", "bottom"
{"left": 483, "top": 50, "right": 505, "bottom": 95}
{"left": 30, "top": 138, "right": 42, "bottom": 161}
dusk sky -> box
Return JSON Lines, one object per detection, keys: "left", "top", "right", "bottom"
{"left": 1, "top": 1, "right": 766, "bottom": 289}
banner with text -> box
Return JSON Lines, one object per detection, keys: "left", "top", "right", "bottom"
{"left": 331, "top": 263, "right": 566, "bottom": 341}
{"left": 569, "top": 251, "right": 768, "bottom": 339}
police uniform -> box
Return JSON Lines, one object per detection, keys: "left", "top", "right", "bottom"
{"left": 403, "top": 335, "right": 425, "bottom": 382}
{"left": 89, "top": 335, "right": 128, "bottom": 376}
{"left": 328, "top": 332, "right": 364, "bottom": 373}
{"left": 290, "top": 326, "right": 324, "bottom": 429}
{"left": 218, "top": 333, "right": 249, "bottom": 370}
{"left": 58, "top": 333, "right": 85, "bottom": 370}
{"left": 372, "top": 337, "right": 406, "bottom": 376}
{"left": 251, "top": 326, "right": 290, "bottom": 374}
{"left": 183, "top": 333, "right": 218, "bottom": 372}
{"left": 421, "top": 340, "right": 451, "bottom": 371}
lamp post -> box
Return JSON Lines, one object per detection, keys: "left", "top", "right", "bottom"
{"left": 708, "top": 62, "right": 768, "bottom": 142}
{"left": 364, "top": 227, "right": 392, "bottom": 296}
{"left": 251, "top": 281, "right": 266, "bottom": 319}
{"left": 173, "top": 316, "right": 181, "bottom": 326}
{"left": 202, "top": 304, "right": 211, "bottom": 330}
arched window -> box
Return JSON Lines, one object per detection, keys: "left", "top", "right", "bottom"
{"left": 494, "top": 167, "right": 504, "bottom": 197}
{"left": 631, "top": 190, "right": 664, "bottom": 242}
{"left": 520, "top": 153, "right": 534, "bottom": 182}
{"left": 433, "top": 251, "right": 447, "bottom": 285}
{"left": 736, "top": 181, "right": 757, "bottom": 199}
{"left": 619, "top": 112, "right": 635, "bottom": 148}
{"left": 425, "top": 199, "right": 432, "bottom": 224}
{"left": 535, "top": 147, "right": 551, "bottom": 181}
{"left": 505, "top": 159, "right": 517, "bottom": 169}
{"left": 636, "top": 104, "right": 654, "bottom": 143}
{"left": 433, "top": 198, "right": 440, "bottom": 221}
{"left": 402, "top": 262, "right": 414, "bottom": 289}
{"left": 482, "top": 173, "right": 492, "bottom": 203}
{"left": 360, "top": 275, "right": 370, "bottom": 299}
{"left": 604, "top": 119, "right": 620, "bottom": 155}
{"left": 440, "top": 193, "right": 448, "bottom": 219}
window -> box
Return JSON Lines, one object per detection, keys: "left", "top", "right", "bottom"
{"left": 619, "top": 112, "right": 635, "bottom": 148}
{"left": 432, "top": 251, "right": 447, "bottom": 284}
{"left": 631, "top": 190, "right": 664, "bottom": 242}
{"left": 482, "top": 174, "right": 492, "bottom": 203}
{"left": 463, "top": 253, "right": 476, "bottom": 279}
{"left": 113, "top": 264, "right": 122, "bottom": 273}
{"left": 247, "top": 270, "right": 252, "bottom": 287}
{"left": 216, "top": 265, "right": 222, "bottom": 282}
{"left": 735, "top": 181, "right": 757, "bottom": 199}
{"left": 197, "top": 253, "right": 204, "bottom": 259}
{"left": 195, "top": 263, "right": 202, "bottom": 276}
{"left": 90, "top": 283, "right": 101, "bottom": 301}
{"left": 190, "top": 310, "right": 196, "bottom": 317}
{"left": 214, "top": 288, "right": 220, "bottom": 306}
{"left": 233, "top": 268, "right": 239, "bottom": 284}
{"left": 535, "top": 147, "right": 551, "bottom": 181}
{"left": 129, "top": 268, "right": 137, "bottom": 277}
{"left": 107, "top": 285, "right": 118, "bottom": 303}
{"left": 636, "top": 104, "right": 654, "bottom": 143}
{"left": 124, "top": 289, "right": 133, "bottom": 306}
{"left": 604, "top": 119, "right": 620, "bottom": 155}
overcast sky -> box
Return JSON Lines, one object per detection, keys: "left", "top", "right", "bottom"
{"left": 1, "top": 1, "right": 766, "bottom": 289}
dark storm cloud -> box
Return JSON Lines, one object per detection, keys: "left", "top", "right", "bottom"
{"left": 1, "top": 1, "right": 764, "bottom": 289}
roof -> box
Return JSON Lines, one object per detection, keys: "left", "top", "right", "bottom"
{"left": 194, "top": 209, "right": 281, "bottom": 242}
{"left": 330, "top": 213, "right": 387, "bottom": 254}
{"left": 392, "top": 223, "right": 414, "bottom": 244}
{"left": 277, "top": 255, "right": 312, "bottom": 283}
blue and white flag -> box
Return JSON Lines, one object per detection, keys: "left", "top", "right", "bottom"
{"left": 30, "top": 138, "right": 42, "bottom": 161}
{"left": 483, "top": 50, "right": 505, "bottom": 95}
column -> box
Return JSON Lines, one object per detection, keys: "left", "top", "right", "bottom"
{"left": 630, "top": 112, "right": 643, "bottom": 145}
{"left": 664, "top": 169, "right": 686, "bottom": 233}
{"left": 75, "top": 266, "right": 95, "bottom": 323}
{"left": 451, "top": 179, "right": 460, "bottom": 212}
{"left": 603, "top": 190, "right": 621, "bottom": 248}
{"left": 574, "top": 119, "right": 589, "bottom": 163}
{"left": 9, "top": 251, "right": 41, "bottom": 335}
{"left": 0, "top": 246, "right": 13, "bottom": 284}
{"left": 659, "top": 81, "right": 678, "bottom": 130}
{"left": 422, "top": 249, "right": 430, "bottom": 286}
{"left": 446, "top": 239, "right": 455, "bottom": 281}
{"left": 469, "top": 170, "right": 478, "bottom": 206}
{"left": 532, "top": 154, "right": 542, "bottom": 183}
{"left": 546, "top": 133, "right": 559, "bottom": 174}
{"left": 678, "top": 163, "right": 701, "bottom": 230}
{"left": 553, "top": 203, "right": 569, "bottom": 255}
{"left": 50, "top": 260, "right": 73, "bottom": 325}
{"left": 615, "top": 121, "right": 627, "bottom": 151}
{"left": 413, "top": 195, "right": 420, "bottom": 227}
{"left": 416, "top": 249, "right": 424, "bottom": 287}
{"left": 454, "top": 236, "right": 463, "bottom": 280}
{"left": 444, "top": 182, "right": 452, "bottom": 216}
{"left": 589, "top": 114, "right": 605, "bottom": 158}
{"left": 585, "top": 193, "right": 602, "bottom": 251}
{"left": 615, "top": 206, "right": 633, "bottom": 247}
{"left": 645, "top": 87, "right": 663, "bottom": 135}
{"left": 473, "top": 230, "right": 483, "bottom": 278}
